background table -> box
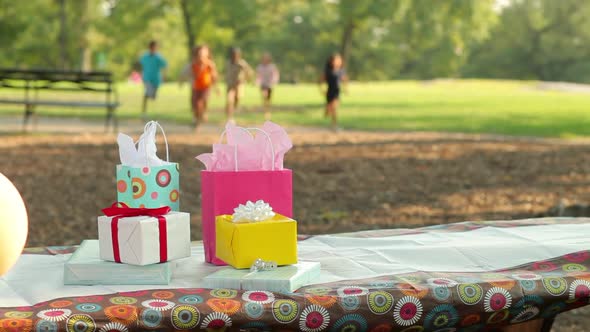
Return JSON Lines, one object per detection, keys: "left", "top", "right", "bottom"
{"left": 1, "top": 218, "right": 589, "bottom": 332}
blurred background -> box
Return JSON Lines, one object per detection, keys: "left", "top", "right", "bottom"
{"left": 3, "top": 0, "right": 590, "bottom": 83}
{"left": 1, "top": 0, "right": 590, "bottom": 133}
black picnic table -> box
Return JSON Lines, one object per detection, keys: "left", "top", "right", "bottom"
{"left": 0, "top": 68, "right": 119, "bottom": 131}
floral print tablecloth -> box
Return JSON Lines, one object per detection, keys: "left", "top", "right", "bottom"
{"left": 2, "top": 218, "right": 589, "bottom": 332}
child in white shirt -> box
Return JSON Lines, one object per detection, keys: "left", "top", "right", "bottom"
{"left": 256, "top": 53, "right": 280, "bottom": 120}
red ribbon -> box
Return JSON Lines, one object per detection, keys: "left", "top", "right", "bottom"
{"left": 102, "top": 203, "right": 171, "bottom": 263}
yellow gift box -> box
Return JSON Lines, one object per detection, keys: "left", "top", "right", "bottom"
{"left": 215, "top": 213, "right": 298, "bottom": 269}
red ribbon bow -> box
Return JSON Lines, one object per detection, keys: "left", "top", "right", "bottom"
{"left": 102, "top": 203, "right": 171, "bottom": 218}
{"left": 102, "top": 202, "right": 171, "bottom": 264}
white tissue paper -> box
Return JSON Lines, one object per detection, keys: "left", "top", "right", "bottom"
{"left": 118, "top": 121, "right": 172, "bottom": 167}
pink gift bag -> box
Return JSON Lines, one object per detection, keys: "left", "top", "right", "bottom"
{"left": 201, "top": 170, "right": 292, "bottom": 265}
{"left": 197, "top": 123, "right": 293, "bottom": 265}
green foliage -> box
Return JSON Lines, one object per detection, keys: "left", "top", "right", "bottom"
{"left": 1, "top": 0, "right": 589, "bottom": 82}
{"left": 463, "top": 0, "right": 590, "bottom": 82}
{"left": 0, "top": 0, "right": 60, "bottom": 68}
{"left": 0, "top": 0, "right": 498, "bottom": 81}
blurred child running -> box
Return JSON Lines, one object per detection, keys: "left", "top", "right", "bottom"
{"left": 225, "top": 47, "right": 254, "bottom": 124}
{"left": 319, "top": 53, "right": 348, "bottom": 131}
{"left": 256, "top": 52, "right": 280, "bottom": 120}
{"left": 139, "top": 40, "right": 167, "bottom": 120}
{"left": 181, "top": 45, "right": 219, "bottom": 131}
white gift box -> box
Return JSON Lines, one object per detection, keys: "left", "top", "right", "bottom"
{"left": 98, "top": 211, "right": 191, "bottom": 266}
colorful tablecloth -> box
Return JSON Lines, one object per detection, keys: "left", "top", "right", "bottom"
{"left": 1, "top": 218, "right": 589, "bottom": 332}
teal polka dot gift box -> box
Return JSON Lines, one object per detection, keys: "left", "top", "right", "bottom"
{"left": 116, "top": 164, "right": 180, "bottom": 211}
{"left": 115, "top": 121, "right": 180, "bottom": 211}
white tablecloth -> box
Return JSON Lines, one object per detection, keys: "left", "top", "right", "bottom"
{"left": 1, "top": 221, "right": 589, "bottom": 307}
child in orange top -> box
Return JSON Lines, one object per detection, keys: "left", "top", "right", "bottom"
{"left": 189, "top": 45, "right": 218, "bottom": 130}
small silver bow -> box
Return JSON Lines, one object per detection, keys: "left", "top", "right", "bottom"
{"left": 232, "top": 200, "right": 275, "bottom": 223}
{"left": 249, "top": 258, "right": 277, "bottom": 273}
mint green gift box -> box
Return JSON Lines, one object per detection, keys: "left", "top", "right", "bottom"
{"left": 203, "top": 262, "right": 321, "bottom": 293}
{"left": 116, "top": 163, "right": 180, "bottom": 211}
{"left": 64, "top": 240, "right": 172, "bottom": 285}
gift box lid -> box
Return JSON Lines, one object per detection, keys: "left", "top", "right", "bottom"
{"left": 64, "top": 240, "right": 172, "bottom": 285}
{"left": 216, "top": 213, "right": 295, "bottom": 225}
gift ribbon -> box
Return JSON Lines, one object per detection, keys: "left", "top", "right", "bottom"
{"left": 102, "top": 203, "right": 171, "bottom": 263}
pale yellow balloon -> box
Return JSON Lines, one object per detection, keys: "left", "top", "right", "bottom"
{"left": 0, "top": 173, "right": 28, "bottom": 276}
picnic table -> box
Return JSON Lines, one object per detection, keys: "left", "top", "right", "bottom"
{"left": 0, "top": 68, "right": 119, "bottom": 131}
{"left": 1, "top": 218, "right": 589, "bottom": 332}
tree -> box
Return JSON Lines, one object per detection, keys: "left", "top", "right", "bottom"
{"left": 391, "top": 0, "right": 496, "bottom": 78}
{"left": 330, "top": 0, "right": 496, "bottom": 79}
{"left": 93, "top": 0, "right": 171, "bottom": 78}
{"left": 56, "top": 0, "right": 70, "bottom": 69}
{"left": 463, "top": 0, "right": 590, "bottom": 82}
{"left": 179, "top": 0, "right": 195, "bottom": 60}
{"left": 0, "top": 0, "right": 498, "bottom": 81}
{"left": 336, "top": 0, "right": 399, "bottom": 69}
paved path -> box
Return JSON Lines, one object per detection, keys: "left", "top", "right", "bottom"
{"left": 3, "top": 115, "right": 590, "bottom": 147}
{"left": 0, "top": 115, "right": 211, "bottom": 135}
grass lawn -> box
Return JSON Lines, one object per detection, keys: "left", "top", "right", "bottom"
{"left": 1, "top": 79, "right": 589, "bottom": 137}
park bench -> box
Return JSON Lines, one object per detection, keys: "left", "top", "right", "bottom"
{"left": 0, "top": 68, "right": 119, "bottom": 131}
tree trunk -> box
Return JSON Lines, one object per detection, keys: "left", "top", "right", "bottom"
{"left": 81, "top": 48, "right": 92, "bottom": 72}
{"left": 180, "top": 0, "right": 195, "bottom": 62}
{"left": 78, "top": 0, "right": 91, "bottom": 71}
{"left": 57, "top": 0, "right": 70, "bottom": 70}
{"left": 340, "top": 20, "right": 355, "bottom": 66}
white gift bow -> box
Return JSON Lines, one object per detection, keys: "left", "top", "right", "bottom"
{"left": 232, "top": 200, "right": 276, "bottom": 223}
